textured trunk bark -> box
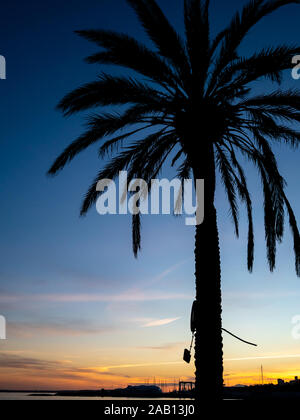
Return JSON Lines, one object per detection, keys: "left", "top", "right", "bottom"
{"left": 194, "top": 205, "right": 223, "bottom": 405}
{"left": 191, "top": 145, "right": 223, "bottom": 408}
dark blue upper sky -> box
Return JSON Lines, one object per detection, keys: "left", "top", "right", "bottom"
{"left": 0, "top": 0, "right": 299, "bottom": 300}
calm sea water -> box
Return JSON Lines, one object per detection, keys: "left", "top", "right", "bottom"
{"left": 0, "top": 393, "right": 188, "bottom": 401}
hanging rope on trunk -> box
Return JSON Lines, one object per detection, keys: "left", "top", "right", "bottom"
{"left": 189, "top": 331, "right": 195, "bottom": 352}
{"left": 222, "top": 328, "right": 257, "bottom": 347}
{"left": 190, "top": 301, "right": 258, "bottom": 347}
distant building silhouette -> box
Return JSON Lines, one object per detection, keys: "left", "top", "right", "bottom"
{"left": 178, "top": 381, "right": 195, "bottom": 395}
{"left": 112, "top": 385, "right": 162, "bottom": 397}
{"left": 277, "top": 376, "right": 300, "bottom": 386}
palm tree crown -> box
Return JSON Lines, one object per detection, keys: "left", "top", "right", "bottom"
{"left": 49, "top": 0, "right": 300, "bottom": 275}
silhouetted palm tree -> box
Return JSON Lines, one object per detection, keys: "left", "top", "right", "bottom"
{"left": 49, "top": 0, "right": 300, "bottom": 403}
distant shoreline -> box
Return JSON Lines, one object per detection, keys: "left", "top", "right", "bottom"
{"left": 3, "top": 386, "right": 300, "bottom": 400}
{"left": 0, "top": 390, "right": 191, "bottom": 399}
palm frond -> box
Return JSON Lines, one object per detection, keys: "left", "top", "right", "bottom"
{"left": 209, "top": 29, "right": 227, "bottom": 58}
{"left": 184, "top": 0, "right": 210, "bottom": 92}
{"left": 258, "top": 161, "right": 277, "bottom": 271}
{"left": 48, "top": 107, "right": 153, "bottom": 175}
{"left": 232, "top": 140, "right": 286, "bottom": 271}
{"left": 208, "top": 0, "right": 299, "bottom": 94}
{"left": 245, "top": 106, "right": 300, "bottom": 125}
{"left": 127, "top": 131, "right": 178, "bottom": 183}
{"left": 247, "top": 112, "right": 300, "bottom": 148}
{"left": 215, "top": 145, "right": 239, "bottom": 237}
{"left": 98, "top": 126, "right": 150, "bottom": 158}
{"left": 126, "top": 0, "right": 190, "bottom": 87}
{"left": 80, "top": 129, "right": 174, "bottom": 215}
{"left": 229, "top": 147, "right": 254, "bottom": 271}
{"left": 214, "top": 45, "right": 300, "bottom": 96}
{"left": 177, "top": 159, "right": 191, "bottom": 180}
{"left": 244, "top": 138, "right": 300, "bottom": 275}
{"left": 251, "top": 131, "right": 285, "bottom": 241}
{"left": 240, "top": 89, "right": 300, "bottom": 110}
{"left": 132, "top": 213, "right": 141, "bottom": 257}
{"left": 57, "top": 73, "right": 167, "bottom": 115}
{"left": 77, "top": 29, "right": 179, "bottom": 91}
{"left": 171, "top": 148, "right": 184, "bottom": 167}
{"left": 283, "top": 196, "right": 300, "bottom": 276}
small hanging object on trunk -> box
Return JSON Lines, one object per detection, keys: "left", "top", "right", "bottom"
{"left": 183, "top": 301, "right": 197, "bottom": 364}
{"left": 183, "top": 332, "right": 195, "bottom": 364}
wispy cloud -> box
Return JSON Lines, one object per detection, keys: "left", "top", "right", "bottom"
{"left": 121, "top": 260, "right": 191, "bottom": 298}
{"left": 225, "top": 354, "right": 300, "bottom": 362}
{"left": 96, "top": 361, "right": 182, "bottom": 372}
{"left": 0, "top": 353, "right": 131, "bottom": 380}
{"left": 141, "top": 317, "right": 181, "bottom": 327}
{"left": 104, "top": 260, "right": 192, "bottom": 314}
{"left": 136, "top": 342, "right": 184, "bottom": 351}
{"left": 223, "top": 290, "right": 300, "bottom": 300}
{"left": 150, "top": 259, "right": 191, "bottom": 284}
{"left": 0, "top": 291, "right": 191, "bottom": 304}
{"left": 8, "top": 320, "right": 114, "bottom": 338}
{"left": 0, "top": 353, "right": 63, "bottom": 370}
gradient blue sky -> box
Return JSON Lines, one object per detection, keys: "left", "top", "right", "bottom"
{"left": 0, "top": 0, "right": 300, "bottom": 389}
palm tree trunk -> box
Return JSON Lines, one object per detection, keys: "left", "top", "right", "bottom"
{"left": 194, "top": 205, "right": 223, "bottom": 404}
{"left": 191, "top": 146, "right": 223, "bottom": 407}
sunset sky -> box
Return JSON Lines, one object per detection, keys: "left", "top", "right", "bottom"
{"left": 1, "top": 0, "right": 300, "bottom": 390}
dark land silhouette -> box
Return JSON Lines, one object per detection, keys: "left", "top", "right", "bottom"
{"left": 4, "top": 379, "right": 300, "bottom": 400}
